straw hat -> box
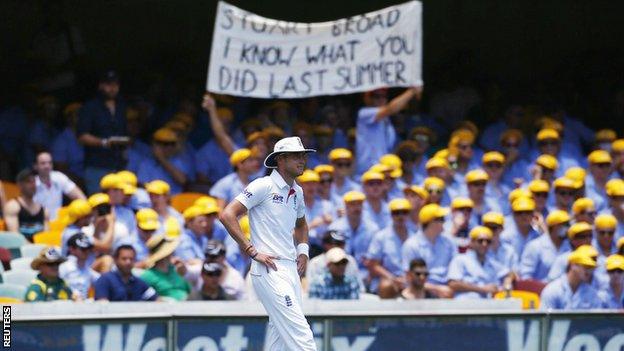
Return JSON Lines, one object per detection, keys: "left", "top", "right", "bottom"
{"left": 144, "top": 234, "right": 179, "bottom": 268}
{"left": 31, "top": 247, "right": 67, "bottom": 270}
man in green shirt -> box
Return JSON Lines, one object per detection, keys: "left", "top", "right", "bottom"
{"left": 140, "top": 234, "right": 190, "bottom": 301}
{"left": 25, "top": 247, "right": 73, "bottom": 302}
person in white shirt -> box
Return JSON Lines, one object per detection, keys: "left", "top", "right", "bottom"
{"left": 220, "top": 132, "right": 317, "bottom": 351}
{"left": 33, "top": 151, "right": 85, "bottom": 219}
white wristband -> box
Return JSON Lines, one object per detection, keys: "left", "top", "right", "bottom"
{"left": 296, "top": 243, "right": 309, "bottom": 257}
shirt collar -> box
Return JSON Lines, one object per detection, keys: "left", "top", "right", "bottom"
{"left": 270, "top": 170, "right": 289, "bottom": 190}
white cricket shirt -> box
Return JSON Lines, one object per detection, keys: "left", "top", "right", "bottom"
{"left": 235, "top": 170, "right": 305, "bottom": 262}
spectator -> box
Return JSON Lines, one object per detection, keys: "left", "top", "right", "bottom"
{"left": 406, "top": 127, "right": 434, "bottom": 181}
{"left": 200, "top": 241, "right": 246, "bottom": 300}
{"left": 51, "top": 102, "right": 85, "bottom": 181}
{"left": 94, "top": 245, "right": 158, "bottom": 301}
{"left": 116, "top": 208, "right": 160, "bottom": 267}
{"left": 466, "top": 169, "right": 501, "bottom": 223}
{"left": 423, "top": 176, "right": 447, "bottom": 206}
{"left": 76, "top": 70, "right": 129, "bottom": 194}
{"left": 532, "top": 129, "right": 580, "bottom": 178}
{"left": 175, "top": 204, "right": 221, "bottom": 263}
{"left": 448, "top": 129, "right": 480, "bottom": 185}
{"left": 328, "top": 148, "right": 360, "bottom": 197}
{"left": 445, "top": 197, "right": 475, "bottom": 247}
{"left": 424, "top": 159, "right": 453, "bottom": 206}
{"left": 117, "top": 169, "right": 151, "bottom": 210}
{"left": 140, "top": 234, "right": 190, "bottom": 301}
{"left": 401, "top": 259, "right": 435, "bottom": 299}
{"left": 500, "top": 129, "right": 531, "bottom": 188}
{"left": 297, "top": 170, "right": 335, "bottom": 252}
{"left": 379, "top": 155, "right": 405, "bottom": 200}
{"left": 33, "top": 151, "right": 85, "bottom": 220}
{"left": 481, "top": 152, "right": 510, "bottom": 212}
{"left": 401, "top": 203, "right": 456, "bottom": 298}
{"left": 307, "top": 230, "right": 361, "bottom": 287}
{"left": 482, "top": 212, "right": 518, "bottom": 272}
{"left": 309, "top": 247, "right": 360, "bottom": 300}
{"left": 145, "top": 180, "right": 184, "bottom": 237}
{"left": 59, "top": 232, "right": 100, "bottom": 300}
{"left": 314, "top": 164, "right": 342, "bottom": 211}
{"left": 355, "top": 86, "right": 422, "bottom": 175}
{"left": 99, "top": 173, "right": 136, "bottom": 235}
{"left": 500, "top": 197, "right": 540, "bottom": 258}
{"left": 528, "top": 180, "right": 550, "bottom": 218}
{"left": 519, "top": 210, "right": 572, "bottom": 282}
{"left": 594, "top": 214, "right": 618, "bottom": 257}
{"left": 210, "top": 148, "right": 260, "bottom": 209}
{"left": 572, "top": 198, "right": 596, "bottom": 225}
{"left": 447, "top": 226, "right": 513, "bottom": 299}
{"left": 24, "top": 247, "right": 73, "bottom": 302}
{"left": 549, "top": 177, "right": 578, "bottom": 213}
{"left": 604, "top": 179, "right": 624, "bottom": 239}
{"left": 540, "top": 247, "right": 601, "bottom": 310}
{"left": 585, "top": 150, "right": 612, "bottom": 212}
{"left": 599, "top": 254, "right": 624, "bottom": 308}
{"left": 188, "top": 262, "right": 235, "bottom": 301}
{"left": 402, "top": 185, "right": 428, "bottom": 230}
{"left": 547, "top": 224, "right": 598, "bottom": 285}
{"left": 4, "top": 168, "right": 48, "bottom": 241}
{"left": 360, "top": 171, "right": 391, "bottom": 229}
{"left": 612, "top": 139, "right": 624, "bottom": 179}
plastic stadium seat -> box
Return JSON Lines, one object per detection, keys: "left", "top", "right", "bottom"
{"left": 0, "top": 283, "right": 26, "bottom": 301}
{"left": 0, "top": 232, "right": 28, "bottom": 259}
{"left": 2, "top": 182, "right": 20, "bottom": 200}
{"left": 49, "top": 219, "right": 66, "bottom": 232}
{"left": 513, "top": 279, "right": 547, "bottom": 295}
{"left": 0, "top": 219, "right": 5, "bottom": 231}
{"left": 20, "top": 244, "right": 46, "bottom": 258}
{"left": 1, "top": 270, "right": 37, "bottom": 287}
{"left": 33, "top": 231, "right": 62, "bottom": 247}
{"left": 10, "top": 257, "right": 34, "bottom": 271}
{"left": 0, "top": 297, "right": 22, "bottom": 303}
{"left": 171, "top": 192, "right": 205, "bottom": 213}
{"left": 494, "top": 290, "right": 541, "bottom": 309}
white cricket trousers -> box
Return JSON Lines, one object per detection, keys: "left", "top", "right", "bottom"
{"left": 250, "top": 259, "right": 316, "bottom": 351}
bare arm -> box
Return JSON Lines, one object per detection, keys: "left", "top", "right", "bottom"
{"left": 294, "top": 217, "right": 309, "bottom": 276}
{"left": 78, "top": 133, "right": 106, "bottom": 148}
{"left": 4, "top": 200, "right": 20, "bottom": 232}
{"left": 368, "top": 259, "right": 396, "bottom": 281}
{"left": 202, "top": 93, "right": 236, "bottom": 155}
{"left": 92, "top": 214, "right": 115, "bottom": 254}
{"left": 374, "top": 86, "right": 422, "bottom": 121}
{"left": 448, "top": 280, "right": 498, "bottom": 295}
{"left": 67, "top": 186, "right": 86, "bottom": 201}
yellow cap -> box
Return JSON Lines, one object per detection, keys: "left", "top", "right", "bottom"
{"left": 194, "top": 196, "right": 218, "bottom": 208}
{"left": 183, "top": 205, "right": 204, "bottom": 220}
{"left": 595, "top": 129, "right": 617, "bottom": 142}
{"left": 153, "top": 128, "right": 178, "bottom": 143}
{"left": 433, "top": 149, "right": 450, "bottom": 159}
{"left": 509, "top": 188, "right": 533, "bottom": 204}
{"left": 449, "top": 129, "right": 475, "bottom": 147}
{"left": 536, "top": 154, "right": 559, "bottom": 170}
{"left": 361, "top": 171, "right": 385, "bottom": 183}
{"left": 426, "top": 157, "right": 450, "bottom": 170}
{"left": 122, "top": 183, "right": 137, "bottom": 196}
{"left": 88, "top": 193, "right": 110, "bottom": 208}
{"left": 575, "top": 244, "right": 599, "bottom": 258}
{"left": 136, "top": 208, "right": 160, "bottom": 231}
{"left": 482, "top": 151, "right": 505, "bottom": 164}
{"left": 239, "top": 215, "right": 251, "bottom": 241}
{"left": 418, "top": 204, "right": 450, "bottom": 224}
{"left": 451, "top": 197, "right": 474, "bottom": 209}
{"left": 606, "top": 255, "right": 624, "bottom": 271}
{"left": 612, "top": 139, "right": 624, "bottom": 152}
{"left": 567, "top": 222, "right": 593, "bottom": 239}
{"left": 465, "top": 169, "right": 489, "bottom": 183}
{"left": 246, "top": 131, "right": 266, "bottom": 144}
{"left": 423, "top": 177, "right": 445, "bottom": 192}
{"left": 66, "top": 199, "right": 93, "bottom": 223}
{"left": 546, "top": 210, "right": 571, "bottom": 227}
{"left": 229, "top": 148, "right": 253, "bottom": 166}
{"left": 369, "top": 164, "right": 392, "bottom": 174}
{"left": 380, "top": 154, "right": 402, "bottom": 178}
{"left": 572, "top": 198, "right": 595, "bottom": 215}
{"left": 117, "top": 170, "right": 138, "bottom": 186}
{"left": 568, "top": 249, "right": 597, "bottom": 268}
{"left": 145, "top": 180, "right": 171, "bottom": 195}
{"left": 588, "top": 150, "right": 612, "bottom": 164}
{"left": 389, "top": 198, "right": 413, "bottom": 212}
{"left": 537, "top": 117, "right": 563, "bottom": 132}
{"left": 469, "top": 226, "right": 493, "bottom": 240}
{"left": 528, "top": 179, "right": 550, "bottom": 194}
{"left": 343, "top": 190, "right": 366, "bottom": 203}
{"left": 594, "top": 214, "right": 617, "bottom": 230}
{"left": 482, "top": 212, "right": 504, "bottom": 226}
{"left": 263, "top": 126, "right": 286, "bottom": 139}
{"left": 328, "top": 148, "right": 353, "bottom": 161}
{"left": 297, "top": 170, "right": 320, "bottom": 183}
{"left": 606, "top": 179, "right": 624, "bottom": 197}
{"left": 403, "top": 185, "right": 428, "bottom": 200}
{"left": 172, "top": 112, "right": 194, "bottom": 127}
{"left": 553, "top": 177, "right": 577, "bottom": 189}
{"left": 564, "top": 167, "right": 586, "bottom": 185}
{"left": 314, "top": 125, "right": 333, "bottom": 136}
{"left": 537, "top": 128, "right": 560, "bottom": 141}
{"left": 314, "top": 164, "right": 334, "bottom": 175}
{"left": 100, "top": 173, "right": 125, "bottom": 190}
{"left": 618, "top": 238, "right": 624, "bottom": 251}
{"left": 165, "top": 120, "right": 188, "bottom": 133}
{"left": 512, "top": 197, "right": 536, "bottom": 212}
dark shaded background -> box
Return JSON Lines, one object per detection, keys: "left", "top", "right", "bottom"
{"left": 2, "top": 0, "right": 624, "bottom": 127}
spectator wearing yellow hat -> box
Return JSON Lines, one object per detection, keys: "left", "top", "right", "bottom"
{"left": 572, "top": 197, "right": 596, "bottom": 225}
{"left": 209, "top": 148, "right": 261, "bottom": 209}
{"left": 402, "top": 185, "right": 428, "bottom": 229}
{"left": 479, "top": 105, "right": 527, "bottom": 153}
{"left": 593, "top": 214, "right": 618, "bottom": 258}
{"left": 550, "top": 177, "right": 578, "bottom": 213}
{"left": 328, "top": 191, "right": 379, "bottom": 280}
{"left": 117, "top": 170, "right": 151, "bottom": 210}
{"left": 500, "top": 197, "right": 540, "bottom": 258}
{"left": 519, "top": 210, "right": 572, "bottom": 282}
{"left": 394, "top": 141, "right": 424, "bottom": 189}
{"left": 532, "top": 154, "right": 558, "bottom": 184}
{"left": 528, "top": 179, "right": 550, "bottom": 218}
{"left": 599, "top": 254, "right": 624, "bottom": 308}
{"left": 314, "top": 164, "right": 343, "bottom": 211}
{"left": 355, "top": 86, "right": 422, "bottom": 175}
{"left": 611, "top": 139, "right": 624, "bottom": 179}
{"left": 145, "top": 180, "right": 184, "bottom": 237}
{"left": 360, "top": 171, "right": 391, "bottom": 229}
{"left": 546, "top": 224, "right": 597, "bottom": 284}
{"left": 175, "top": 204, "right": 222, "bottom": 264}
{"left": 401, "top": 204, "right": 455, "bottom": 298}
{"left": 448, "top": 129, "right": 480, "bottom": 186}
{"left": 445, "top": 197, "right": 475, "bottom": 246}
{"left": 378, "top": 155, "right": 405, "bottom": 200}
{"left": 99, "top": 173, "right": 136, "bottom": 237}
{"left": 297, "top": 170, "right": 336, "bottom": 253}
{"left": 328, "top": 148, "right": 361, "bottom": 197}
{"left": 531, "top": 128, "right": 582, "bottom": 179}
{"left": 367, "top": 198, "right": 415, "bottom": 294}
{"left": 498, "top": 129, "right": 532, "bottom": 188}
{"left": 585, "top": 150, "right": 613, "bottom": 212}
{"left": 466, "top": 169, "right": 501, "bottom": 225}
{"left": 482, "top": 212, "right": 517, "bottom": 272}
{"left": 422, "top": 176, "right": 448, "bottom": 206}
{"left": 481, "top": 152, "right": 511, "bottom": 212}
{"left": 116, "top": 208, "right": 160, "bottom": 267}
{"left": 448, "top": 226, "right": 513, "bottom": 299}
{"left": 136, "top": 127, "right": 195, "bottom": 195}
{"left": 604, "top": 179, "right": 624, "bottom": 238}
{"left": 60, "top": 199, "right": 94, "bottom": 255}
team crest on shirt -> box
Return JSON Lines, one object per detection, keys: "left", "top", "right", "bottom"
{"left": 271, "top": 193, "right": 284, "bottom": 204}
{"left": 284, "top": 295, "right": 293, "bottom": 307}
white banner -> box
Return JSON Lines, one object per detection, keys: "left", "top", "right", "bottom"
{"left": 207, "top": 1, "right": 422, "bottom": 98}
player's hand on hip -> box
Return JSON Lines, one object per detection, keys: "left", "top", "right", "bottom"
{"left": 297, "top": 254, "right": 308, "bottom": 277}
{"left": 254, "top": 252, "right": 279, "bottom": 272}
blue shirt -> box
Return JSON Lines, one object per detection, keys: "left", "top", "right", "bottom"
{"left": 447, "top": 250, "right": 510, "bottom": 299}
{"left": 540, "top": 275, "right": 601, "bottom": 310}
{"left": 126, "top": 140, "right": 151, "bottom": 174}
{"left": 501, "top": 158, "right": 532, "bottom": 190}
{"left": 59, "top": 255, "right": 100, "bottom": 299}
{"left": 355, "top": 107, "right": 396, "bottom": 175}
{"left": 489, "top": 242, "right": 518, "bottom": 272}
{"left": 584, "top": 175, "right": 608, "bottom": 213}
{"left": 94, "top": 270, "right": 158, "bottom": 301}
{"left": 328, "top": 216, "right": 379, "bottom": 274}
{"left": 599, "top": 286, "right": 624, "bottom": 309}
{"left": 114, "top": 233, "right": 149, "bottom": 262}
{"left": 175, "top": 229, "right": 208, "bottom": 261}
{"left": 137, "top": 153, "right": 195, "bottom": 195}
{"left": 362, "top": 200, "right": 391, "bottom": 230}
{"left": 115, "top": 205, "right": 137, "bottom": 235}
{"left": 195, "top": 140, "right": 238, "bottom": 184}
{"left": 519, "top": 234, "right": 571, "bottom": 281}
{"left": 308, "top": 270, "right": 360, "bottom": 300}
{"left": 500, "top": 218, "right": 540, "bottom": 258}
{"left": 225, "top": 234, "right": 250, "bottom": 276}
{"left": 479, "top": 120, "right": 531, "bottom": 155}
{"left": 51, "top": 127, "right": 85, "bottom": 177}
{"left": 368, "top": 226, "right": 413, "bottom": 278}
{"left": 546, "top": 252, "right": 609, "bottom": 290}
{"left": 401, "top": 231, "right": 457, "bottom": 284}
{"left": 331, "top": 178, "right": 361, "bottom": 198}
{"left": 129, "top": 188, "right": 151, "bottom": 211}
{"left": 210, "top": 173, "right": 246, "bottom": 205}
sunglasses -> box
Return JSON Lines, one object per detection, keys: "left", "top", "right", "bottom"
{"left": 411, "top": 271, "right": 429, "bottom": 277}
{"left": 597, "top": 230, "right": 615, "bottom": 237}
{"left": 427, "top": 189, "right": 443, "bottom": 194}
{"left": 476, "top": 238, "right": 492, "bottom": 245}
{"left": 457, "top": 144, "right": 472, "bottom": 150}
{"left": 413, "top": 135, "right": 429, "bottom": 142}
{"left": 159, "top": 142, "right": 177, "bottom": 147}
{"left": 433, "top": 217, "right": 445, "bottom": 223}
{"left": 366, "top": 180, "right": 383, "bottom": 186}
{"left": 533, "top": 192, "right": 548, "bottom": 198}
{"left": 484, "top": 163, "right": 502, "bottom": 169}
{"left": 485, "top": 224, "right": 502, "bottom": 232}
{"left": 320, "top": 178, "right": 333, "bottom": 184}
{"left": 514, "top": 211, "right": 534, "bottom": 216}
{"left": 456, "top": 207, "right": 472, "bottom": 213}
{"left": 392, "top": 210, "right": 410, "bottom": 216}
{"left": 469, "top": 182, "right": 487, "bottom": 187}
{"left": 573, "top": 234, "right": 593, "bottom": 240}
{"left": 204, "top": 271, "right": 223, "bottom": 277}
{"left": 334, "top": 162, "right": 352, "bottom": 168}
{"left": 556, "top": 191, "right": 575, "bottom": 196}
{"left": 539, "top": 141, "right": 559, "bottom": 147}
{"left": 502, "top": 142, "right": 519, "bottom": 148}
{"left": 608, "top": 269, "right": 624, "bottom": 274}
{"left": 596, "top": 163, "right": 612, "bottom": 169}
{"left": 579, "top": 211, "right": 596, "bottom": 217}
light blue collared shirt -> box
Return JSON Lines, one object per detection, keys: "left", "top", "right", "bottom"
{"left": 329, "top": 216, "right": 380, "bottom": 275}
{"left": 175, "top": 229, "right": 208, "bottom": 261}
{"left": 540, "top": 275, "right": 601, "bottom": 310}
{"left": 137, "top": 153, "right": 196, "bottom": 195}
{"left": 362, "top": 200, "right": 391, "bottom": 230}
{"left": 447, "top": 250, "right": 510, "bottom": 299}
{"left": 355, "top": 107, "right": 396, "bottom": 175}
{"left": 401, "top": 230, "right": 457, "bottom": 284}
{"left": 519, "top": 234, "right": 571, "bottom": 281}
{"left": 500, "top": 218, "right": 540, "bottom": 258}
{"left": 599, "top": 285, "right": 624, "bottom": 309}
{"left": 210, "top": 172, "right": 246, "bottom": 205}
{"left": 368, "top": 225, "right": 414, "bottom": 278}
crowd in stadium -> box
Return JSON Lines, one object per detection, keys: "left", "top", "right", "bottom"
{"left": 0, "top": 70, "right": 623, "bottom": 310}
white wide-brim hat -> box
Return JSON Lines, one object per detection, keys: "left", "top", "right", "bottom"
{"left": 264, "top": 136, "right": 316, "bottom": 168}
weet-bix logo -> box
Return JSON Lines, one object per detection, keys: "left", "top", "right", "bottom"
{"left": 284, "top": 295, "right": 293, "bottom": 307}
{"left": 272, "top": 193, "right": 284, "bottom": 204}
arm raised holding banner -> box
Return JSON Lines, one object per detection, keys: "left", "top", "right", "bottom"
{"left": 374, "top": 85, "right": 423, "bottom": 121}
{"left": 201, "top": 93, "right": 236, "bottom": 156}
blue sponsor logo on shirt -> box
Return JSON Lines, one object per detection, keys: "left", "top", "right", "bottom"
{"left": 272, "top": 193, "right": 284, "bottom": 204}
{"left": 243, "top": 189, "right": 253, "bottom": 198}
